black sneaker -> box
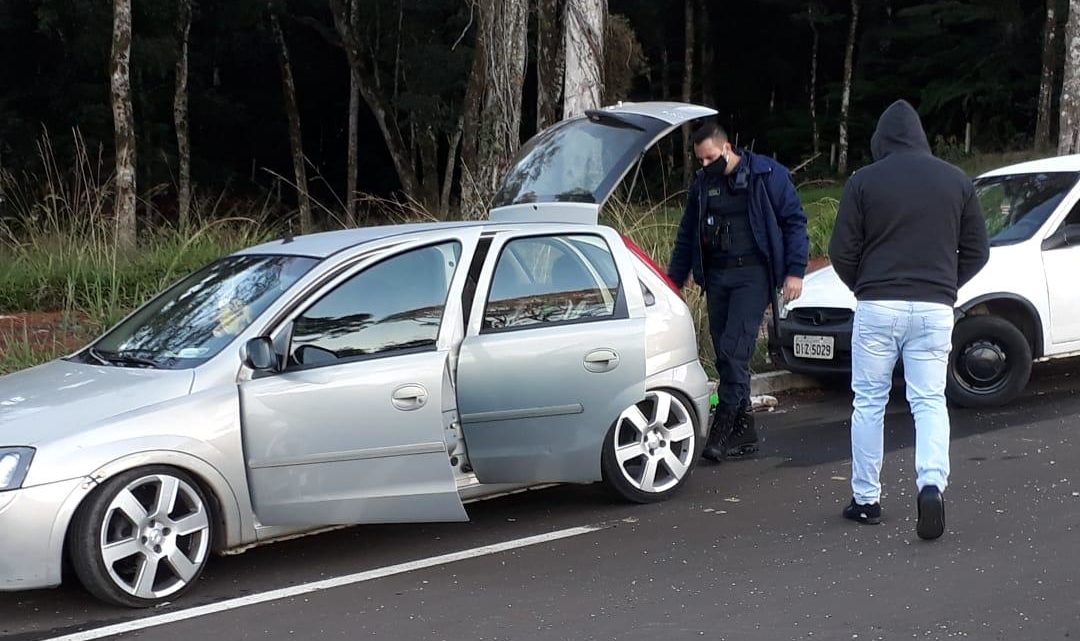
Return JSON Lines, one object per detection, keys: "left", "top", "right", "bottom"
{"left": 916, "top": 485, "right": 945, "bottom": 540}
{"left": 725, "top": 406, "right": 760, "bottom": 458}
{"left": 842, "top": 498, "right": 882, "bottom": 525}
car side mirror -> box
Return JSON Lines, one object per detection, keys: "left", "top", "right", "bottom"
{"left": 243, "top": 337, "right": 278, "bottom": 372}
{"left": 1043, "top": 223, "right": 1080, "bottom": 250}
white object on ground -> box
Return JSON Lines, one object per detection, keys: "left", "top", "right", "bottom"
{"left": 751, "top": 395, "right": 778, "bottom": 412}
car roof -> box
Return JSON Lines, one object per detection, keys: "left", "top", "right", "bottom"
{"left": 234, "top": 220, "right": 602, "bottom": 259}
{"left": 978, "top": 154, "right": 1080, "bottom": 179}
{"left": 235, "top": 221, "right": 487, "bottom": 258}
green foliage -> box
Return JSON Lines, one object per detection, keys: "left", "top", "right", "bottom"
{"left": 0, "top": 134, "right": 278, "bottom": 326}
{"left": 803, "top": 196, "right": 839, "bottom": 258}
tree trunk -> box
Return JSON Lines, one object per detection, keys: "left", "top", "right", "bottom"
{"left": 346, "top": 67, "right": 360, "bottom": 227}
{"left": 681, "top": 0, "right": 694, "bottom": 186}
{"left": 698, "top": 0, "right": 714, "bottom": 108}
{"left": 661, "top": 45, "right": 673, "bottom": 178}
{"left": 1062, "top": 0, "right": 1080, "bottom": 154}
{"left": 111, "top": 0, "right": 137, "bottom": 247}
{"left": 1037, "top": 0, "right": 1060, "bottom": 151}
{"left": 329, "top": 0, "right": 421, "bottom": 199}
{"left": 809, "top": 2, "right": 820, "bottom": 157}
{"left": 271, "top": 10, "right": 312, "bottom": 233}
{"left": 460, "top": 0, "right": 529, "bottom": 219}
{"left": 174, "top": 0, "right": 192, "bottom": 231}
{"left": 838, "top": 0, "right": 859, "bottom": 175}
{"left": 562, "top": 0, "right": 605, "bottom": 118}
{"left": 459, "top": 22, "right": 486, "bottom": 217}
{"left": 419, "top": 124, "right": 440, "bottom": 210}
{"left": 537, "top": 0, "right": 565, "bottom": 130}
{"left": 661, "top": 45, "right": 670, "bottom": 102}
{"left": 345, "top": 0, "right": 360, "bottom": 227}
{"left": 441, "top": 115, "right": 464, "bottom": 215}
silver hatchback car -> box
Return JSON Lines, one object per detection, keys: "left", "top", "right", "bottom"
{"left": 0, "top": 102, "right": 714, "bottom": 607}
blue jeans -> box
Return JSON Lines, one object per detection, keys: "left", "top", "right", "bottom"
{"left": 850, "top": 301, "right": 954, "bottom": 505}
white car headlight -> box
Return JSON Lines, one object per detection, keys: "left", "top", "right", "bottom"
{"left": 0, "top": 448, "right": 35, "bottom": 491}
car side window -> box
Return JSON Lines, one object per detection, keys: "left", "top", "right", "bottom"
{"left": 288, "top": 242, "right": 461, "bottom": 368}
{"left": 483, "top": 234, "right": 622, "bottom": 331}
{"left": 1066, "top": 199, "right": 1080, "bottom": 226}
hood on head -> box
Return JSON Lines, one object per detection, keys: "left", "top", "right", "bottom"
{"left": 870, "top": 100, "right": 931, "bottom": 161}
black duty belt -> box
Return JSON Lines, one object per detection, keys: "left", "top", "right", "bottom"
{"left": 712, "top": 254, "right": 764, "bottom": 268}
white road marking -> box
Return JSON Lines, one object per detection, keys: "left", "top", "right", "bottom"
{"left": 45, "top": 524, "right": 606, "bottom": 641}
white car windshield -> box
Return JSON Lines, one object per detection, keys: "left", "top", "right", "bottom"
{"left": 975, "top": 172, "right": 1079, "bottom": 246}
{"left": 77, "top": 254, "right": 318, "bottom": 370}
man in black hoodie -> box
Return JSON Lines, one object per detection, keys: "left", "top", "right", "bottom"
{"left": 829, "top": 100, "right": 989, "bottom": 540}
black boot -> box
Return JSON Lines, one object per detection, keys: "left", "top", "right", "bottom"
{"left": 725, "top": 404, "right": 760, "bottom": 457}
{"left": 702, "top": 407, "right": 736, "bottom": 462}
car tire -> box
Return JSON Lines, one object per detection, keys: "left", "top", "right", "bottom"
{"left": 69, "top": 466, "right": 214, "bottom": 608}
{"left": 946, "top": 315, "right": 1033, "bottom": 409}
{"left": 601, "top": 389, "right": 699, "bottom": 504}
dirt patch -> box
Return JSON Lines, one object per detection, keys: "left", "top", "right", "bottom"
{"left": 0, "top": 311, "right": 94, "bottom": 355}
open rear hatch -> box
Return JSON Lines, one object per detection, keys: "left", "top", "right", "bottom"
{"left": 490, "top": 101, "right": 717, "bottom": 225}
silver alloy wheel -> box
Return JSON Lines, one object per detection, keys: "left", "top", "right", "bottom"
{"left": 99, "top": 473, "right": 211, "bottom": 600}
{"left": 612, "top": 390, "right": 695, "bottom": 493}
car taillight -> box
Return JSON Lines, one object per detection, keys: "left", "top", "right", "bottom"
{"left": 621, "top": 234, "right": 683, "bottom": 299}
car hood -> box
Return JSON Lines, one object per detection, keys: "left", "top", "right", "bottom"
{"left": 789, "top": 245, "right": 1014, "bottom": 314}
{"left": 0, "top": 360, "right": 195, "bottom": 445}
{"left": 787, "top": 265, "right": 857, "bottom": 312}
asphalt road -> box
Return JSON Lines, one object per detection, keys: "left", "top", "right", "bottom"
{"left": 3, "top": 363, "right": 1079, "bottom": 641}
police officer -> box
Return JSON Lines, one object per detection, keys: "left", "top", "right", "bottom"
{"left": 668, "top": 122, "right": 809, "bottom": 461}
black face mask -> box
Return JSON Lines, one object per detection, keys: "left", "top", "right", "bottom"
{"left": 703, "top": 158, "right": 727, "bottom": 178}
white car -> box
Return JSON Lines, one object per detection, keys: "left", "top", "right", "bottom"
{"left": 770, "top": 155, "right": 1080, "bottom": 407}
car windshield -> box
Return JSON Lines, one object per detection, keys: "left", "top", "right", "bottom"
{"left": 77, "top": 254, "right": 318, "bottom": 370}
{"left": 975, "top": 172, "right": 1079, "bottom": 246}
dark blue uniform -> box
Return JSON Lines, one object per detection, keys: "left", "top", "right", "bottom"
{"left": 700, "top": 171, "right": 772, "bottom": 411}
{"left": 668, "top": 150, "right": 809, "bottom": 458}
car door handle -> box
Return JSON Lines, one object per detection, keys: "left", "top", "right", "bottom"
{"left": 391, "top": 384, "right": 429, "bottom": 411}
{"left": 584, "top": 349, "right": 620, "bottom": 373}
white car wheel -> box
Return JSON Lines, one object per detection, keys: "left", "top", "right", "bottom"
{"left": 601, "top": 390, "right": 698, "bottom": 503}
{"left": 70, "top": 466, "right": 213, "bottom": 608}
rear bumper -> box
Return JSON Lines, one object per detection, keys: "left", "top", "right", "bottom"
{"left": 768, "top": 314, "right": 854, "bottom": 377}
{"left": 0, "top": 477, "right": 94, "bottom": 592}
{"left": 646, "top": 360, "right": 712, "bottom": 439}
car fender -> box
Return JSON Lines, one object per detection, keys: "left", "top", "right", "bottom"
{"left": 956, "top": 292, "right": 1045, "bottom": 358}
{"left": 85, "top": 449, "right": 248, "bottom": 551}
{"left": 31, "top": 387, "right": 256, "bottom": 552}
{"left": 42, "top": 477, "right": 99, "bottom": 587}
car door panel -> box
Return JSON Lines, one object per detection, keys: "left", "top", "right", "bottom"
{"left": 1041, "top": 196, "right": 1080, "bottom": 348}
{"left": 241, "top": 351, "right": 467, "bottom": 525}
{"left": 1044, "top": 236, "right": 1080, "bottom": 346}
{"left": 457, "top": 318, "right": 645, "bottom": 483}
{"left": 456, "top": 232, "right": 646, "bottom": 484}
{"left": 239, "top": 238, "right": 472, "bottom": 526}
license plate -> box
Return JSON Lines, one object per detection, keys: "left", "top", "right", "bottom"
{"left": 794, "top": 335, "right": 835, "bottom": 360}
